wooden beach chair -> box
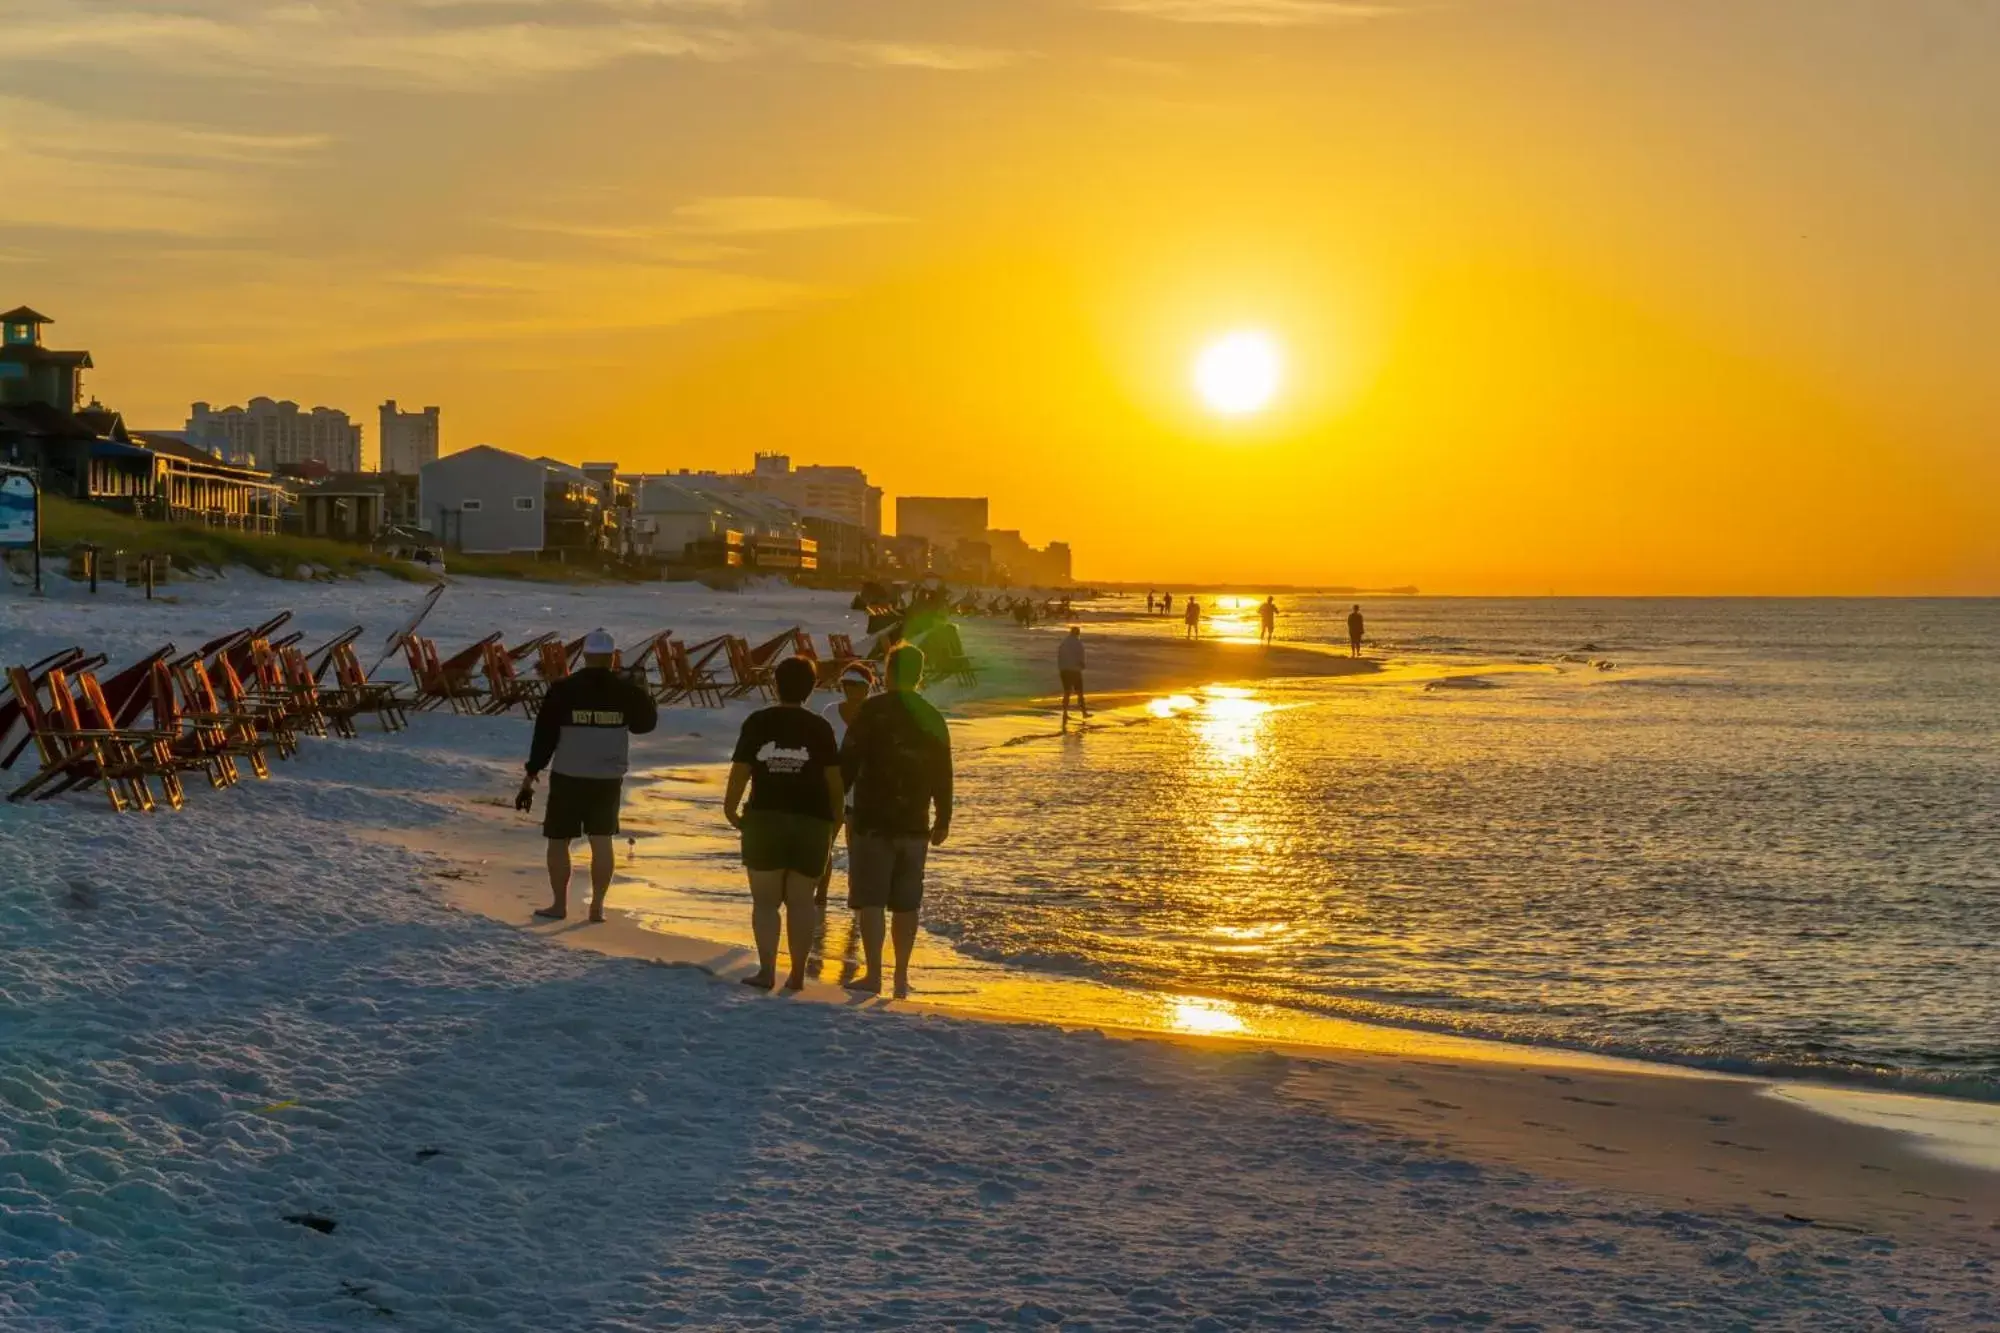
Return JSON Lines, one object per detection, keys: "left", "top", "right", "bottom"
{"left": 252, "top": 639, "right": 327, "bottom": 740}
{"left": 917, "top": 623, "right": 979, "bottom": 688}
{"left": 279, "top": 644, "right": 349, "bottom": 739}
{"left": 2, "top": 649, "right": 100, "bottom": 771}
{"left": 148, "top": 660, "right": 240, "bottom": 789}
{"left": 480, "top": 641, "right": 544, "bottom": 717}
{"left": 507, "top": 632, "right": 558, "bottom": 665}
{"left": 4, "top": 666, "right": 156, "bottom": 812}
{"left": 716, "top": 635, "right": 773, "bottom": 701}
{"left": 74, "top": 670, "right": 185, "bottom": 811}
{"left": 329, "top": 642, "right": 407, "bottom": 732}
{"left": 403, "top": 635, "right": 495, "bottom": 713}
{"left": 214, "top": 647, "right": 301, "bottom": 758}
{"left": 171, "top": 659, "right": 274, "bottom": 780}
{"left": 301, "top": 627, "right": 365, "bottom": 684}
{"left": 653, "top": 637, "right": 726, "bottom": 707}
{"left": 536, "top": 640, "right": 573, "bottom": 686}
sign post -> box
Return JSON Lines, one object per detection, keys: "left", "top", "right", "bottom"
{"left": 0, "top": 466, "right": 39, "bottom": 594}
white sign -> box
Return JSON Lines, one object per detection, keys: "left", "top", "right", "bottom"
{"left": 0, "top": 474, "right": 35, "bottom": 549}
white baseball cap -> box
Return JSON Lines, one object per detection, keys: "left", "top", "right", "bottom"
{"left": 838, "top": 663, "right": 875, "bottom": 688}
{"left": 582, "top": 628, "right": 616, "bottom": 656}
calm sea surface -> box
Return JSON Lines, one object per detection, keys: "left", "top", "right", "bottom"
{"left": 931, "top": 598, "right": 2000, "bottom": 1097}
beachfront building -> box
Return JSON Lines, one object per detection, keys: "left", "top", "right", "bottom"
{"left": 418, "top": 445, "right": 546, "bottom": 554}
{"left": 0, "top": 308, "right": 286, "bottom": 530}
{"left": 896, "top": 496, "right": 989, "bottom": 551}
{"left": 379, "top": 401, "right": 440, "bottom": 474}
{"left": 749, "top": 454, "right": 882, "bottom": 535}
{"left": 187, "top": 398, "right": 363, "bottom": 473}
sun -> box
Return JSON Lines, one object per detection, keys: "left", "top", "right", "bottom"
{"left": 1194, "top": 330, "right": 1282, "bottom": 416}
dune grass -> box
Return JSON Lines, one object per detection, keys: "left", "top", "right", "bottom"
{"left": 35, "top": 497, "right": 629, "bottom": 584}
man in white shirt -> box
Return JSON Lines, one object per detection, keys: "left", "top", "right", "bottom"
{"left": 1058, "top": 625, "right": 1088, "bottom": 727}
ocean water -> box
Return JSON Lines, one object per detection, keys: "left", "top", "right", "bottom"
{"left": 931, "top": 598, "right": 2000, "bottom": 1097}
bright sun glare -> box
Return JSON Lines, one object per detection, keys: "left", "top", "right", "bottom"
{"left": 1194, "top": 330, "right": 1282, "bottom": 416}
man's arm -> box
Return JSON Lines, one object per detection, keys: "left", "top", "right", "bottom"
{"left": 840, "top": 705, "right": 866, "bottom": 787}
{"left": 624, "top": 676, "right": 659, "bottom": 736}
{"left": 723, "top": 763, "right": 751, "bottom": 830}
{"left": 928, "top": 710, "right": 953, "bottom": 846}
{"left": 525, "top": 681, "right": 564, "bottom": 777}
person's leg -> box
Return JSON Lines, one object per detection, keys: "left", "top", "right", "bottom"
{"left": 845, "top": 834, "right": 889, "bottom": 992}
{"left": 746, "top": 869, "right": 786, "bottom": 988}
{"left": 1078, "top": 677, "right": 1088, "bottom": 718}
{"left": 781, "top": 871, "right": 817, "bottom": 990}
{"left": 537, "top": 838, "right": 571, "bottom": 918}
{"left": 586, "top": 835, "right": 615, "bottom": 921}
{"left": 890, "top": 910, "right": 919, "bottom": 999}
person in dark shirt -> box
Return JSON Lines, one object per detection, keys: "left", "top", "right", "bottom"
{"left": 1347, "top": 604, "right": 1366, "bottom": 658}
{"left": 516, "top": 629, "right": 660, "bottom": 923}
{"left": 839, "top": 642, "right": 953, "bottom": 998}
{"left": 724, "top": 657, "right": 844, "bottom": 992}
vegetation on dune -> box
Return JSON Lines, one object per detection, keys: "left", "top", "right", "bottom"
{"left": 31, "top": 498, "right": 634, "bottom": 584}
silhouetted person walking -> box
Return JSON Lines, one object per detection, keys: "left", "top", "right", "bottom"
{"left": 1184, "top": 597, "right": 1201, "bottom": 640}
{"left": 1258, "top": 596, "right": 1278, "bottom": 645}
{"left": 724, "top": 657, "right": 843, "bottom": 991}
{"left": 1058, "top": 625, "right": 1088, "bottom": 726}
{"left": 518, "top": 629, "right": 659, "bottom": 923}
{"left": 1347, "top": 604, "right": 1365, "bottom": 657}
{"left": 841, "top": 643, "right": 953, "bottom": 999}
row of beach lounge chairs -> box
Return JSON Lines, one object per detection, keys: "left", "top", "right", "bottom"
{"left": 3, "top": 615, "right": 978, "bottom": 814}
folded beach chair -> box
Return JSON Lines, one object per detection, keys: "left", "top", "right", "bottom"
{"left": 147, "top": 660, "right": 241, "bottom": 788}
{"left": 73, "top": 670, "right": 186, "bottom": 810}
{"left": 171, "top": 658, "right": 275, "bottom": 780}
{"left": 279, "top": 644, "right": 350, "bottom": 739}
{"left": 251, "top": 639, "right": 328, "bottom": 741}
{"left": 328, "top": 642, "right": 407, "bottom": 733}
{"left": 507, "top": 632, "right": 558, "bottom": 664}
{"left": 301, "top": 627, "right": 365, "bottom": 684}
{"left": 212, "top": 646, "right": 301, "bottom": 758}
{"left": 480, "top": 641, "right": 544, "bottom": 717}
{"left": 4, "top": 666, "right": 159, "bottom": 812}
{"left": 716, "top": 635, "right": 775, "bottom": 702}
{"left": 655, "top": 637, "right": 726, "bottom": 707}
{"left": 403, "top": 634, "right": 496, "bottom": 714}
{"left": 2, "top": 648, "right": 106, "bottom": 771}
{"left": 536, "top": 639, "right": 573, "bottom": 686}
{"left": 917, "top": 623, "right": 979, "bottom": 688}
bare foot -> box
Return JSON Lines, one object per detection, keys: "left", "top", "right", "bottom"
{"left": 843, "top": 975, "right": 882, "bottom": 995}
{"left": 532, "top": 905, "right": 566, "bottom": 920}
{"left": 893, "top": 977, "right": 911, "bottom": 1000}
{"left": 782, "top": 975, "right": 806, "bottom": 992}
{"left": 587, "top": 911, "right": 605, "bottom": 924}
{"left": 741, "top": 973, "right": 775, "bottom": 991}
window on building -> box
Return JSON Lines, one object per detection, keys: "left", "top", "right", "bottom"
{"left": 461, "top": 499, "right": 483, "bottom": 511}
{"left": 514, "top": 496, "right": 536, "bottom": 511}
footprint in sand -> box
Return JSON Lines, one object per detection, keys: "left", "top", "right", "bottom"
{"left": 1562, "top": 1095, "right": 1618, "bottom": 1108}
{"left": 1712, "top": 1139, "right": 1767, "bottom": 1153}
{"left": 1419, "top": 1099, "right": 1462, "bottom": 1111}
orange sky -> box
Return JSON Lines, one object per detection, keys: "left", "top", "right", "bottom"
{"left": 5, "top": 0, "right": 1997, "bottom": 592}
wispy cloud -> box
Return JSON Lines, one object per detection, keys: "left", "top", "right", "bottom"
{"left": 0, "top": 1, "right": 1019, "bottom": 90}
{"left": 0, "top": 96, "right": 329, "bottom": 236}
{"left": 1102, "top": 0, "right": 1402, "bottom": 24}
{"left": 669, "top": 196, "right": 907, "bottom": 235}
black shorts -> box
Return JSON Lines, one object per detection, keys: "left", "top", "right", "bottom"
{"left": 542, "top": 773, "right": 623, "bottom": 840}
{"left": 1059, "top": 669, "right": 1084, "bottom": 692}
{"left": 847, "top": 833, "right": 929, "bottom": 913}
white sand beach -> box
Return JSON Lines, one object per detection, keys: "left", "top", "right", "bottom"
{"left": 2, "top": 573, "right": 1995, "bottom": 1329}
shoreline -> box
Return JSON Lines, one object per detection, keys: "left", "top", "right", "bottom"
{"left": 379, "top": 619, "right": 2000, "bottom": 1252}
{"left": 392, "top": 793, "right": 2000, "bottom": 1251}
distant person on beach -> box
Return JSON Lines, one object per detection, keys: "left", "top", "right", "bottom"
{"left": 1146, "top": 591, "right": 1156, "bottom": 614}
{"left": 1184, "top": 597, "right": 1201, "bottom": 640}
{"left": 1347, "top": 604, "right": 1365, "bottom": 657}
{"left": 1058, "top": 625, "right": 1088, "bottom": 726}
{"left": 1161, "top": 592, "right": 1173, "bottom": 617}
{"left": 1259, "top": 597, "right": 1278, "bottom": 645}
{"left": 817, "top": 662, "right": 875, "bottom": 907}
{"left": 724, "top": 657, "right": 844, "bottom": 992}
{"left": 840, "top": 643, "right": 953, "bottom": 999}
{"left": 517, "top": 629, "right": 659, "bottom": 924}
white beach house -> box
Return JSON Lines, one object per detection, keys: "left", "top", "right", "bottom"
{"left": 418, "top": 444, "right": 546, "bottom": 554}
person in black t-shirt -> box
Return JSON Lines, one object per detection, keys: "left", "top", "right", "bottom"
{"left": 840, "top": 643, "right": 953, "bottom": 999}
{"left": 724, "top": 657, "right": 844, "bottom": 991}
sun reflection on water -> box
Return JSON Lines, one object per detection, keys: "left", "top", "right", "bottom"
{"left": 1167, "top": 995, "right": 1247, "bottom": 1036}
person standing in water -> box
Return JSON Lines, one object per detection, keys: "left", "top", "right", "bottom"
{"left": 724, "top": 657, "right": 844, "bottom": 991}
{"left": 1161, "top": 592, "right": 1173, "bottom": 618}
{"left": 1258, "top": 596, "right": 1279, "bottom": 646}
{"left": 1145, "top": 590, "right": 1156, "bottom": 615}
{"left": 1058, "top": 625, "right": 1088, "bottom": 727}
{"left": 1347, "top": 603, "right": 1366, "bottom": 657}
{"left": 518, "top": 629, "right": 659, "bottom": 924}
{"left": 1183, "top": 597, "right": 1201, "bottom": 640}
{"left": 841, "top": 643, "right": 953, "bottom": 999}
